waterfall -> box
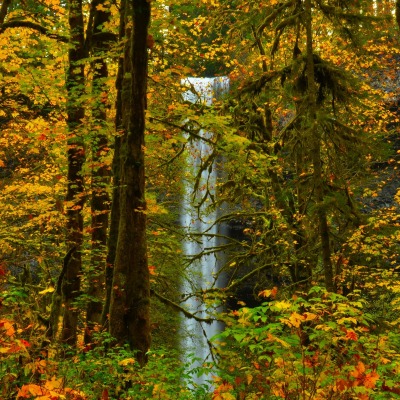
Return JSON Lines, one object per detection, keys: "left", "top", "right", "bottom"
{"left": 180, "top": 76, "right": 229, "bottom": 386}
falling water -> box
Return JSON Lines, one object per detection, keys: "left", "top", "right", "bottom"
{"left": 180, "top": 76, "right": 229, "bottom": 387}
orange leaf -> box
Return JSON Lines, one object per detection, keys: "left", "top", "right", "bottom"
{"left": 148, "top": 265, "right": 157, "bottom": 275}
{"left": 17, "top": 384, "right": 45, "bottom": 398}
{"left": 0, "top": 320, "right": 15, "bottom": 336}
{"left": 258, "top": 286, "right": 278, "bottom": 298}
{"left": 351, "top": 361, "right": 365, "bottom": 379}
{"left": 345, "top": 330, "right": 358, "bottom": 341}
{"left": 364, "top": 370, "right": 379, "bottom": 389}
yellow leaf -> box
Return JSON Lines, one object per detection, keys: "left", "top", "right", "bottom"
{"left": 39, "top": 287, "right": 55, "bottom": 295}
{"left": 246, "top": 374, "right": 253, "bottom": 385}
{"left": 274, "top": 301, "right": 291, "bottom": 310}
{"left": 337, "top": 317, "right": 357, "bottom": 325}
{"left": 288, "top": 312, "right": 304, "bottom": 328}
{"left": 118, "top": 357, "right": 136, "bottom": 366}
{"left": 44, "top": 376, "right": 63, "bottom": 390}
{"left": 304, "top": 312, "right": 318, "bottom": 321}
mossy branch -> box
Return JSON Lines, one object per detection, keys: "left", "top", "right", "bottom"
{"left": 150, "top": 289, "right": 214, "bottom": 324}
{"left": 0, "top": 20, "right": 68, "bottom": 42}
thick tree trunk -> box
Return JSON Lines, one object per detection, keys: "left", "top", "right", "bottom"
{"left": 109, "top": 0, "right": 151, "bottom": 365}
{"left": 85, "top": 0, "right": 111, "bottom": 344}
{"left": 62, "top": 0, "right": 86, "bottom": 346}
{"left": 304, "top": 0, "right": 334, "bottom": 292}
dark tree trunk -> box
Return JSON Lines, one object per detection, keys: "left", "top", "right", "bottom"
{"left": 304, "top": 0, "right": 334, "bottom": 292}
{"left": 109, "top": 0, "right": 151, "bottom": 365}
{"left": 84, "top": 0, "right": 111, "bottom": 344}
{"left": 61, "top": 0, "right": 86, "bottom": 346}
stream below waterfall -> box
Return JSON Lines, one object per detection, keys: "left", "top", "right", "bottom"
{"left": 180, "top": 76, "right": 229, "bottom": 386}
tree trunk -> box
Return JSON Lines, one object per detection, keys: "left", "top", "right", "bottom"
{"left": 0, "top": 0, "right": 12, "bottom": 24}
{"left": 102, "top": 0, "right": 126, "bottom": 327}
{"left": 61, "top": 0, "right": 86, "bottom": 346}
{"left": 109, "top": 0, "right": 151, "bottom": 366}
{"left": 304, "top": 0, "right": 334, "bottom": 292}
{"left": 84, "top": 0, "right": 111, "bottom": 344}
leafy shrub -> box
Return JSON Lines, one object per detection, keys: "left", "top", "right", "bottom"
{"left": 214, "top": 286, "right": 400, "bottom": 399}
{"left": 55, "top": 333, "right": 214, "bottom": 399}
{"left": 1, "top": 323, "right": 214, "bottom": 399}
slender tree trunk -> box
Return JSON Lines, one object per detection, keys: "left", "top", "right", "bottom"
{"left": 61, "top": 0, "right": 86, "bottom": 346}
{"left": 304, "top": 0, "right": 334, "bottom": 292}
{"left": 109, "top": 0, "right": 151, "bottom": 365}
{"left": 102, "top": 0, "right": 126, "bottom": 326}
{"left": 102, "top": 136, "right": 121, "bottom": 326}
{"left": 396, "top": 0, "right": 400, "bottom": 29}
{"left": 84, "top": 0, "right": 111, "bottom": 344}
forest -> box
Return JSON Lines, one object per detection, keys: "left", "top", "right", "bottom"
{"left": 0, "top": 0, "right": 400, "bottom": 398}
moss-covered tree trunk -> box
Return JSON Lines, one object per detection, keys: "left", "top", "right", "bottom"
{"left": 109, "top": 0, "right": 151, "bottom": 365}
{"left": 84, "top": 0, "right": 112, "bottom": 344}
{"left": 304, "top": 0, "right": 334, "bottom": 292}
{"left": 61, "top": 0, "right": 86, "bottom": 346}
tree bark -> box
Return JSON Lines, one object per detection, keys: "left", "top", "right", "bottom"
{"left": 102, "top": 0, "right": 126, "bottom": 326}
{"left": 61, "top": 0, "right": 86, "bottom": 346}
{"left": 84, "top": 0, "right": 112, "bottom": 344}
{"left": 109, "top": 0, "right": 151, "bottom": 365}
{"left": 304, "top": 0, "right": 334, "bottom": 292}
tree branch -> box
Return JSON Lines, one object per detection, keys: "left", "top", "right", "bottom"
{"left": 150, "top": 289, "right": 214, "bottom": 324}
{"left": 0, "top": 20, "right": 68, "bottom": 42}
{"left": 226, "top": 262, "right": 276, "bottom": 291}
